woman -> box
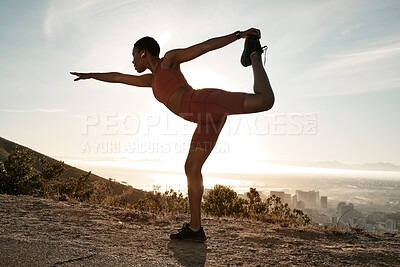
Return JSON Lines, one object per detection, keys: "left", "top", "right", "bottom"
{"left": 71, "top": 28, "right": 274, "bottom": 240}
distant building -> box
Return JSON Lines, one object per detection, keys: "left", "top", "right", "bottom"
{"left": 321, "top": 196, "right": 328, "bottom": 208}
{"left": 337, "top": 202, "right": 354, "bottom": 223}
{"left": 386, "top": 219, "right": 396, "bottom": 230}
{"left": 284, "top": 193, "right": 292, "bottom": 205}
{"left": 292, "top": 195, "right": 297, "bottom": 208}
{"left": 355, "top": 218, "right": 366, "bottom": 228}
{"left": 296, "top": 190, "right": 319, "bottom": 206}
{"left": 372, "top": 212, "right": 385, "bottom": 222}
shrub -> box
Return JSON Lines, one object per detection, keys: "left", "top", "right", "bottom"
{"left": 202, "top": 185, "right": 311, "bottom": 225}
{"left": 89, "top": 178, "right": 136, "bottom": 207}
{"left": 231, "top": 197, "right": 249, "bottom": 218}
{"left": 0, "top": 147, "right": 41, "bottom": 195}
{"left": 102, "top": 188, "right": 137, "bottom": 209}
{"left": 0, "top": 147, "right": 92, "bottom": 201}
{"left": 134, "top": 187, "right": 188, "bottom": 214}
{"left": 202, "top": 184, "right": 238, "bottom": 217}
{"left": 44, "top": 171, "right": 92, "bottom": 202}
{"left": 88, "top": 179, "right": 114, "bottom": 205}
{"left": 163, "top": 189, "right": 189, "bottom": 214}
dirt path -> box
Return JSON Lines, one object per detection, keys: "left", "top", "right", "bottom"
{"left": 0, "top": 194, "right": 399, "bottom": 266}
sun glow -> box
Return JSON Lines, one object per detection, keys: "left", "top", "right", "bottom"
{"left": 65, "top": 155, "right": 400, "bottom": 195}
{"left": 147, "top": 173, "right": 266, "bottom": 193}
{"left": 67, "top": 156, "right": 364, "bottom": 180}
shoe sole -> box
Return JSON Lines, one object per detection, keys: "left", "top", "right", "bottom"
{"left": 240, "top": 38, "right": 251, "bottom": 67}
{"left": 170, "top": 236, "right": 207, "bottom": 242}
{"left": 240, "top": 34, "right": 259, "bottom": 67}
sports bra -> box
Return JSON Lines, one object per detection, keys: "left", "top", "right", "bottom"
{"left": 151, "top": 58, "right": 189, "bottom": 106}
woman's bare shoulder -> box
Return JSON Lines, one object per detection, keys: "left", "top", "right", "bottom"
{"left": 161, "top": 50, "right": 181, "bottom": 70}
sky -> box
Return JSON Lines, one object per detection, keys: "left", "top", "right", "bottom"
{"left": 0, "top": 0, "right": 399, "bottom": 188}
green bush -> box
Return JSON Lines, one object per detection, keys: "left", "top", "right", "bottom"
{"left": 101, "top": 187, "right": 137, "bottom": 209}
{"left": 44, "top": 171, "right": 92, "bottom": 202}
{"left": 0, "top": 147, "right": 92, "bottom": 201}
{"left": 247, "top": 187, "right": 268, "bottom": 214}
{"left": 89, "top": 178, "right": 117, "bottom": 206}
{"left": 134, "top": 187, "right": 189, "bottom": 214}
{"left": 0, "top": 147, "right": 41, "bottom": 195}
{"left": 230, "top": 197, "right": 249, "bottom": 218}
{"left": 202, "top": 184, "right": 238, "bottom": 216}
{"left": 203, "top": 185, "right": 311, "bottom": 225}
{"left": 163, "top": 189, "right": 189, "bottom": 214}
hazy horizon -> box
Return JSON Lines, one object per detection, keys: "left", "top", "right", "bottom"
{"left": 64, "top": 155, "right": 400, "bottom": 192}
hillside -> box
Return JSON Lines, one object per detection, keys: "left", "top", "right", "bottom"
{"left": 0, "top": 136, "right": 145, "bottom": 203}
{"left": 1, "top": 194, "right": 399, "bottom": 266}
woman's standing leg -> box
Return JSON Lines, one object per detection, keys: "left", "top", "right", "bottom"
{"left": 184, "top": 146, "right": 212, "bottom": 230}
{"left": 243, "top": 52, "right": 275, "bottom": 113}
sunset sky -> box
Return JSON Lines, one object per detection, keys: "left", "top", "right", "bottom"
{"left": 1, "top": 0, "right": 399, "bottom": 188}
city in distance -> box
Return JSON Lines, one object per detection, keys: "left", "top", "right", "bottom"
{"left": 79, "top": 159, "right": 400, "bottom": 234}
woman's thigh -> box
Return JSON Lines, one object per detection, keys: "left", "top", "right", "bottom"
{"left": 190, "top": 116, "right": 227, "bottom": 151}
{"left": 181, "top": 88, "right": 246, "bottom": 123}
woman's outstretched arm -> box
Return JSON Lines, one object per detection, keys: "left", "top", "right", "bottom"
{"left": 70, "top": 72, "right": 152, "bottom": 87}
{"left": 164, "top": 28, "right": 261, "bottom": 66}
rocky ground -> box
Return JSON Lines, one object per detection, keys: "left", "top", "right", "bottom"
{"left": 0, "top": 194, "right": 399, "bottom": 266}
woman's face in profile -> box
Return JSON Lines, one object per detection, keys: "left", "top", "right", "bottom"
{"left": 132, "top": 47, "right": 146, "bottom": 73}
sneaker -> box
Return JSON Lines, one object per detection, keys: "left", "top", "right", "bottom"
{"left": 240, "top": 34, "right": 267, "bottom": 67}
{"left": 170, "top": 223, "right": 207, "bottom": 241}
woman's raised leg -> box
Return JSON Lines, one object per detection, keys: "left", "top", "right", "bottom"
{"left": 243, "top": 52, "right": 275, "bottom": 113}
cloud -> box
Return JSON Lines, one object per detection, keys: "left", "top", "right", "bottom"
{"left": 270, "top": 1, "right": 364, "bottom": 56}
{"left": 0, "top": 108, "right": 66, "bottom": 113}
{"left": 43, "top": 0, "right": 98, "bottom": 38}
{"left": 291, "top": 35, "right": 400, "bottom": 96}
{"left": 314, "top": 37, "right": 400, "bottom": 73}
{"left": 42, "top": 0, "right": 151, "bottom": 40}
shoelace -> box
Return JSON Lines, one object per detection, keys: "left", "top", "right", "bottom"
{"left": 262, "top": 45, "right": 268, "bottom": 66}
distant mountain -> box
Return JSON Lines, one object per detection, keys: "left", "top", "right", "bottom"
{"left": 0, "top": 136, "right": 146, "bottom": 202}
{"left": 359, "top": 162, "right": 400, "bottom": 172}
{"left": 263, "top": 159, "right": 400, "bottom": 172}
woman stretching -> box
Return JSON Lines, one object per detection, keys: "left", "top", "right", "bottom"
{"left": 71, "top": 28, "right": 274, "bottom": 240}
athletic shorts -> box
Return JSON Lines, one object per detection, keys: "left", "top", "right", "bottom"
{"left": 178, "top": 88, "right": 246, "bottom": 151}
